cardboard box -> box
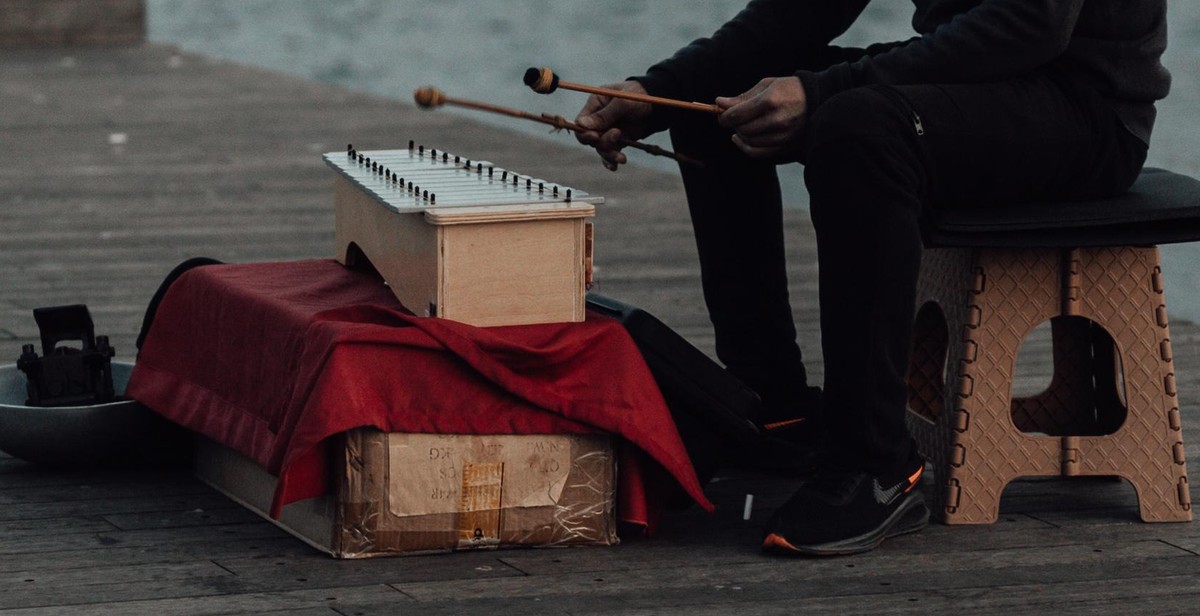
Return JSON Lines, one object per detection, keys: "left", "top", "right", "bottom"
{"left": 195, "top": 429, "right": 618, "bottom": 558}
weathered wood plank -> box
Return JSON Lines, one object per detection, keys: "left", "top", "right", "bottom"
{"left": 0, "top": 522, "right": 290, "bottom": 556}
{"left": 0, "top": 516, "right": 118, "bottom": 539}
{"left": 101, "top": 505, "right": 263, "bottom": 531}
{"left": 0, "top": 472, "right": 209, "bottom": 503}
{"left": 0, "top": 552, "right": 522, "bottom": 611}
{"left": 212, "top": 551, "right": 524, "bottom": 589}
{"left": 0, "top": 561, "right": 233, "bottom": 609}
{"left": 0, "top": 584, "right": 409, "bottom": 616}
{"left": 379, "top": 553, "right": 1200, "bottom": 616}
{"left": 412, "top": 579, "right": 1200, "bottom": 616}
{"left": 0, "top": 536, "right": 306, "bottom": 575}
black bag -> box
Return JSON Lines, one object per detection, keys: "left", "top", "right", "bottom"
{"left": 136, "top": 257, "right": 224, "bottom": 354}
{"left": 585, "top": 293, "right": 761, "bottom": 485}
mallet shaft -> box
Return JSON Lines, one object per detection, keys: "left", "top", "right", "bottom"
{"left": 525, "top": 67, "right": 722, "bottom": 114}
{"left": 558, "top": 80, "right": 722, "bottom": 114}
{"left": 413, "top": 87, "right": 703, "bottom": 167}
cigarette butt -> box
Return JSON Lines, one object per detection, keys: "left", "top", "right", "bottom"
{"left": 743, "top": 494, "right": 754, "bottom": 520}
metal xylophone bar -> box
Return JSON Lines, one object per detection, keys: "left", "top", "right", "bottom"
{"left": 335, "top": 163, "right": 575, "bottom": 208}
{"left": 327, "top": 143, "right": 599, "bottom": 210}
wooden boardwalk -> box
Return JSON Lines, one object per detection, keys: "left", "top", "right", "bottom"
{"left": 3, "top": 44, "right": 1200, "bottom": 614}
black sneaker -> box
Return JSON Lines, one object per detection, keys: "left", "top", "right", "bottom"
{"left": 761, "top": 454, "right": 929, "bottom": 556}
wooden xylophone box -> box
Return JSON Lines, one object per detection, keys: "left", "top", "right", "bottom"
{"left": 326, "top": 144, "right": 601, "bottom": 327}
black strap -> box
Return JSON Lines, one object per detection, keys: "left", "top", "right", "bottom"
{"left": 135, "top": 258, "right": 224, "bottom": 356}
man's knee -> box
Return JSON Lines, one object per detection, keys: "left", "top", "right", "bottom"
{"left": 803, "top": 86, "right": 925, "bottom": 227}
{"left": 803, "top": 85, "right": 916, "bottom": 159}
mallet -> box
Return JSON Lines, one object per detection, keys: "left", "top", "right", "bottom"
{"left": 413, "top": 86, "right": 702, "bottom": 167}
{"left": 524, "top": 66, "right": 722, "bottom": 115}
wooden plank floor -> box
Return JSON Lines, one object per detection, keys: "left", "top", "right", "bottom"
{"left": 3, "top": 44, "right": 1200, "bottom": 614}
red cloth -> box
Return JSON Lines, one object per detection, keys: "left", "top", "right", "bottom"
{"left": 127, "top": 260, "right": 712, "bottom": 533}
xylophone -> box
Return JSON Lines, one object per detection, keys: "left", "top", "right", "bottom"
{"left": 325, "top": 143, "right": 601, "bottom": 327}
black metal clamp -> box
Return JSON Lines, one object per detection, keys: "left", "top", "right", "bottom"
{"left": 16, "top": 305, "right": 116, "bottom": 407}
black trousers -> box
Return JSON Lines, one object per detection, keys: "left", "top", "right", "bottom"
{"left": 668, "top": 60, "right": 1148, "bottom": 475}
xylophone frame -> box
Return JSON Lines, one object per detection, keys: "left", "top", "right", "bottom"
{"left": 327, "top": 146, "right": 598, "bottom": 327}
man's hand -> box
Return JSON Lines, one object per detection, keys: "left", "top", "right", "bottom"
{"left": 717, "top": 77, "right": 809, "bottom": 159}
{"left": 574, "top": 81, "right": 654, "bottom": 171}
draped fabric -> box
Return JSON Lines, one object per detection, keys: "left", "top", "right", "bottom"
{"left": 127, "top": 260, "right": 711, "bottom": 534}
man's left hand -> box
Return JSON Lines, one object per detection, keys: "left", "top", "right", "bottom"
{"left": 717, "top": 77, "right": 808, "bottom": 159}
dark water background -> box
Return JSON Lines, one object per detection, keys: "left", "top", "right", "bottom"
{"left": 147, "top": 0, "right": 1200, "bottom": 321}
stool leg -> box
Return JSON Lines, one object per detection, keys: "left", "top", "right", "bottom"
{"left": 908, "top": 248, "right": 974, "bottom": 521}
{"left": 1073, "top": 246, "right": 1191, "bottom": 522}
{"left": 917, "top": 248, "right": 1065, "bottom": 524}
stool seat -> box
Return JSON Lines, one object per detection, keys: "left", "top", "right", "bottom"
{"left": 907, "top": 168, "right": 1198, "bottom": 524}
{"left": 926, "top": 168, "right": 1200, "bottom": 247}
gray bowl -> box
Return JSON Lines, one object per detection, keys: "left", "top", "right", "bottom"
{"left": 0, "top": 361, "right": 156, "bottom": 466}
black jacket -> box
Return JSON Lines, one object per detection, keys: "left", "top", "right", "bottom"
{"left": 636, "top": 0, "right": 1169, "bottom": 144}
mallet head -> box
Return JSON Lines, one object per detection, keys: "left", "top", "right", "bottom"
{"left": 413, "top": 86, "right": 446, "bottom": 108}
{"left": 524, "top": 67, "right": 560, "bottom": 94}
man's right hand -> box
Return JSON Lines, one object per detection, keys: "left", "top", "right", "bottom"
{"left": 574, "top": 81, "right": 655, "bottom": 171}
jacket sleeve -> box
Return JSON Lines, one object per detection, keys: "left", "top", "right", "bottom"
{"left": 633, "top": 0, "right": 871, "bottom": 128}
{"left": 797, "top": 0, "right": 1087, "bottom": 113}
